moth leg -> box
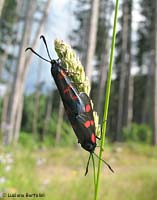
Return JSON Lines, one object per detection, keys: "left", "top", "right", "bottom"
{"left": 85, "top": 154, "right": 91, "bottom": 176}
{"left": 96, "top": 136, "right": 101, "bottom": 140}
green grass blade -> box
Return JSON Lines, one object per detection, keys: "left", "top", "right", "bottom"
{"left": 92, "top": 153, "right": 96, "bottom": 188}
{"left": 94, "top": 0, "right": 119, "bottom": 199}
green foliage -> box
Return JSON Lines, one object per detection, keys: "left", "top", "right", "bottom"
{"left": 0, "top": 97, "right": 2, "bottom": 120}
{"left": 19, "top": 132, "right": 39, "bottom": 150}
{"left": 1, "top": 0, "right": 17, "bottom": 25}
{"left": 0, "top": 145, "right": 38, "bottom": 194}
{"left": 60, "top": 120, "right": 76, "bottom": 146}
{"left": 122, "top": 123, "right": 152, "bottom": 143}
{"left": 45, "top": 116, "right": 57, "bottom": 137}
{"left": 21, "top": 93, "right": 77, "bottom": 147}
{"left": 133, "top": 75, "right": 147, "bottom": 123}
{"left": 108, "top": 75, "right": 149, "bottom": 141}
{"left": 137, "top": 0, "right": 155, "bottom": 67}
{"left": 22, "top": 95, "right": 35, "bottom": 132}
{"left": 0, "top": 0, "right": 17, "bottom": 55}
{"left": 45, "top": 113, "right": 76, "bottom": 146}
{"left": 69, "top": 0, "right": 91, "bottom": 55}
{"left": 0, "top": 143, "right": 157, "bottom": 200}
{"left": 95, "top": 0, "right": 113, "bottom": 61}
{"left": 22, "top": 94, "right": 47, "bottom": 133}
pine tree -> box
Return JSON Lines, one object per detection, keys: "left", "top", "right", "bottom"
{"left": 116, "top": 0, "right": 133, "bottom": 140}
{"left": 137, "top": 0, "right": 156, "bottom": 145}
{"left": 69, "top": 0, "right": 91, "bottom": 66}
{"left": 95, "top": 0, "right": 113, "bottom": 116}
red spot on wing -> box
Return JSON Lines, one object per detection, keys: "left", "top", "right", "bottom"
{"left": 90, "top": 120, "right": 94, "bottom": 126}
{"left": 64, "top": 85, "right": 72, "bottom": 94}
{"left": 84, "top": 121, "right": 91, "bottom": 128}
{"left": 84, "top": 120, "right": 94, "bottom": 128}
{"left": 72, "top": 95, "right": 78, "bottom": 100}
{"left": 85, "top": 104, "right": 91, "bottom": 112}
{"left": 91, "top": 133, "right": 96, "bottom": 143}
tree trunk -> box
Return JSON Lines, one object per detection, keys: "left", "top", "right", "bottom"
{"left": 13, "top": 96, "right": 24, "bottom": 142}
{"left": 96, "top": 44, "right": 108, "bottom": 116}
{"left": 13, "top": 0, "right": 51, "bottom": 142}
{"left": 142, "top": 52, "right": 154, "bottom": 124}
{"left": 32, "top": 60, "right": 42, "bottom": 135}
{"left": 116, "top": 0, "right": 129, "bottom": 140}
{"left": 0, "top": 0, "right": 4, "bottom": 16}
{"left": 32, "top": 90, "right": 40, "bottom": 135}
{"left": 81, "top": 17, "right": 90, "bottom": 67}
{"left": 0, "top": 39, "right": 13, "bottom": 78}
{"left": 1, "top": 92, "right": 9, "bottom": 134}
{"left": 126, "top": 76, "right": 133, "bottom": 125}
{"left": 2, "top": 0, "right": 51, "bottom": 145}
{"left": 123, "top": 0, "right": 133, "bottom": 127}
{"left": 42, "top": 91, "right": 53, "bottom": 136}
{"left": 2, "top": 0, "right": 32, "bottom": 145}
{"left": 152, "top": 0, "right": 157, "bottom": 145}
{"left": 55, "top": 99, "right": 64, "bottom": 145}
{"left": 85, "top": 0, "right": 100, "bottom": 83}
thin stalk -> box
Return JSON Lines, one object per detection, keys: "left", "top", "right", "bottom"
{"left": 92, "top": 153, "right": 96, "bottom": 188}
{"left": 94, "top": 0, "right": 119, "bottom": 199}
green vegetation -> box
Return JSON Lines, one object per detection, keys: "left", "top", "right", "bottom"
{"left": 95, "top": 0, "right": 119, "bottom": 199}
{"left": 122, "top": 123, "right": 152, "bottom": 144}
{"left": 54, "top": 39, "right": 90, "bottom": 95}
{"left": 0, "top": 137, "right": 157, "bottom": 200}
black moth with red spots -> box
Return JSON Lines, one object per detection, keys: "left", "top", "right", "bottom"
{"left": 51, "top": 60, "right": 97, "bottom": 153}
{"left": 26, "top": 36, "right": 114, "bottom": 175}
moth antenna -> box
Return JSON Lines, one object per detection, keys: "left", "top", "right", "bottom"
{"left": 93, "top": 152, "right": 114, "bottom": 173}
{"left": 25, "top": 47, "right": 51, "bottom": 63}
{"left": 40, "top": 35, "right": 52, "bottom": 61}
{"left": 85, "top": 153, "right": 91, "bottom": 176}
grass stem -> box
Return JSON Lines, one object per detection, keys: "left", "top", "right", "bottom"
{"left": 92, "top": 153, "right": 96, "bottom": 189}
{"left": 94, "top": 0, "right": 119, "bottom": 199}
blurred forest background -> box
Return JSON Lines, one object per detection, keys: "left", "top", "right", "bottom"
{"left": 0, "top": 0, "right": 157, "bottom": 200}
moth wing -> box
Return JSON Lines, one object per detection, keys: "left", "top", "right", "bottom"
{"left": 74, "top": 113, "right": 96, "bottom": 144}
{"left": 79, "top": 92, "right": 94, "bottom": 118}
